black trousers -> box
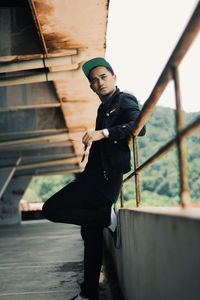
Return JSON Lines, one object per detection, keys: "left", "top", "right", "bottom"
{"left": 42, "top": 170, "right": 122, "bottom": 300}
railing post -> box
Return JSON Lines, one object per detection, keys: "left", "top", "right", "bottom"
{"left": 172, "top": 66, "right": 191, "bottom": 208}
{"left": 133, "top": 136, "right": 142, "bottom": 207}
{"left": 120, "top": 184, "right": 124, "bottom": 208}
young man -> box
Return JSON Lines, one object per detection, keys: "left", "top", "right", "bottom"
{"left": 42, "top": 57, "right": 145, "bottom": 300}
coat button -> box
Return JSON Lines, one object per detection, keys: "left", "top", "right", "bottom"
{"left": 106, "top": 113, "right": 109, "bottom": 116}
{"left": 122, "top": 125, "right": 126, "bottom": 128}
{"left": 114, "top": 140, "right": 118, "bottom": 144}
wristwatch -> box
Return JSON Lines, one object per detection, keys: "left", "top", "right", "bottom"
{"left": 102, "top": 128, "right": 109, "bottom": 138}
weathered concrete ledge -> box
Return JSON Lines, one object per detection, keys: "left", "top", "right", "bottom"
{"left": 104, "top": 207, "right": 200, "bottom": 300}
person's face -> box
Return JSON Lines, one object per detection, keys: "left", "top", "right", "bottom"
{"left": 89, "top": 66, "right": 117, "bottom": 100}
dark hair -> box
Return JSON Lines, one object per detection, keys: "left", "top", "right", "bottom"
{"left": 88, "top": 66, "right": 114, "bottom": 82}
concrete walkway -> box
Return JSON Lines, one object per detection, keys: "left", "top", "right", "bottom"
{"left": 0, "top": 220, "right": 109, "bottom": 300}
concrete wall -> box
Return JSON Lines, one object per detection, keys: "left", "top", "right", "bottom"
{"left": 0, "top": 176, "right": 31, "bottom": 225}
{"left": 104, "top": 208, "right": 200, "bottom": 300}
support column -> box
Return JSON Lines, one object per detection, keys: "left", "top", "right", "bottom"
{"left": 0, "top": 176, "right": 32, "bottom": 225}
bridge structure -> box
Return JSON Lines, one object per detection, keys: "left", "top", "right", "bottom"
{"left": 0, "top": 1, "right": 200, "bottom": 300}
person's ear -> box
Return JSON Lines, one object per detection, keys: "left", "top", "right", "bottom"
{"left": 113, "top": 74, "right": 117, "bottom": 83}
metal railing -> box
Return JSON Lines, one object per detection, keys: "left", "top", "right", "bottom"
{"left": 120, "top": 1, "right": 200, "bottom": 209}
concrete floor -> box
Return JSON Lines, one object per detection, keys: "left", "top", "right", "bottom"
{"left": 0, "top": 220, "right": 109, "bottom": 300}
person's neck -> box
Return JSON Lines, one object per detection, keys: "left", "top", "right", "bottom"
{"left": 100, "top": 87, "right": 117, "bottom": 104}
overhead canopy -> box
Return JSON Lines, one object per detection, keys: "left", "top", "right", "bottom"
{"left": 0, "top": 0, "right": 109, "bottom": 177}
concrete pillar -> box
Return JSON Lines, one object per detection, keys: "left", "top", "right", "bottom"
{"left": 0, "top": 176, "right": 31, "bottom": 225}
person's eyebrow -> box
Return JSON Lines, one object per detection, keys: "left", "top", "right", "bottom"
{"left": 90, "top": 72, "right": 107, "bottom": 82}
{"left": 94, "top": 73, "right": 107, "bottom": 78}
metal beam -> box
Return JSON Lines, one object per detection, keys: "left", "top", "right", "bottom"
{"left": 0, "top": 50, "right": 77, "bottom": 63}
{"left": 15, "top": 168, "right": 82, "bottom": 177}
{"left": 0, "top": 55, "right": 84, "bottom": 73}
{"left": 0, "top": 100, "right": 91, "bottom": 112}
{"left": 0, "top": 129, "right": 68, "bottom": 137}
{"left": 0, "top": 143, "right": 72, "bottom": 152}
{"left": 22, "top": 153, "right": 83, "bottom": 160}
{"left": 0, "top": 157, "right": 82, "bottom": 171}
{"left": 0, "top": 158, "right": 21, "bottom": 198}
{"left": 0, "top": 103, "right": 61, "bottom": 111}
{"left": 172, "top": 67, "right": 190, "bottom": 207}
{"left": 0, "top": 70, "right": 77, "bottom": 87}
{"left": 0, "top": 134, "right": 74, "bottom": 148}
{"left": 0, "top": 145, "right": 74, "bottom": 157}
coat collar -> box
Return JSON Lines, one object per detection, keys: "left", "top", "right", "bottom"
{"left": 100, "top": 87, "right": 121, "bottom": 109}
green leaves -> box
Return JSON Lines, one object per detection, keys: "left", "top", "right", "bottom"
{"left": 23, "top": 174, "right": 74, "bottom": 203}
{"left": 127, "top": 106, "right": 200, "bottom": 206}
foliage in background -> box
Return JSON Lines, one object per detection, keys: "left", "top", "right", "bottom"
{"left": 24, "top": 174, "right": 74, "bottom": 203}
{"left": 24, "top": 106, "right": 199, "bottom": 206}
{"left": 136, "top": 106, "right": 200, "bottom": 206}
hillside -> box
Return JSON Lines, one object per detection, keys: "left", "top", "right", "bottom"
{"left": 128, "top": 105, "right": 200, "bottom": 206}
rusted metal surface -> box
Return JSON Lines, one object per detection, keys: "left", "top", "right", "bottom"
{"left": 124, "top": 117, "right": 200, "bottom": 183}
{"left": 172, "top": 67, "right": 191, "bottom": 207}
{"left": 28, "top": 0, "right": 109, "bottom": 53}
{"left": 26, "top": 0, "right": 109, "bottom": 169}
{"left": 132, "top": 1, "right": 200, "bottom": 137}
{"left": 133, "top": 137, "right": 142, "bottom": 207}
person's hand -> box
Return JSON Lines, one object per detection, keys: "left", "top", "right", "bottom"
{"left": 82, "top": 130, "right": 104, "bottom": 147}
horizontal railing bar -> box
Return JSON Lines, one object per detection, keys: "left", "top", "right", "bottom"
{"left": 133, "top": 2, "right": 200, "bottom": 137}
{"left": 124, "top": 117, "right": 200, "bottom": 183}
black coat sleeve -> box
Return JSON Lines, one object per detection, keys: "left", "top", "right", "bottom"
{"left": 107, "top": 94, "right": 146, "bottom": 140}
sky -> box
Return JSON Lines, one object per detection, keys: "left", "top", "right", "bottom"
{"left": 105, "top": 0, "right": 200, "bottom": 113}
